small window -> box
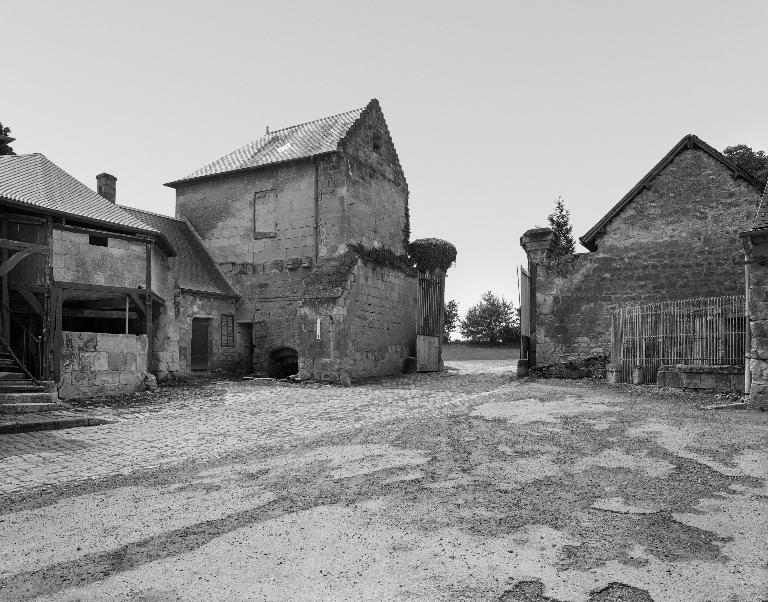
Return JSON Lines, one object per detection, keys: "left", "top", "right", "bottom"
{"left": 372, "top": 134, "right": 382, "bottom": 154}
{"left": 221, "top": 314, "right": 235, "bottom": 347}
{"left": 89, "top": 234, "right": 108, "bottom": 247}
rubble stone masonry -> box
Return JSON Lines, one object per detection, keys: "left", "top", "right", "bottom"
{"left": 172, "top": 104, "right": 413, "bottom": 380}
{"left": 523, "top": 148, "right": 761, "bottom": 366}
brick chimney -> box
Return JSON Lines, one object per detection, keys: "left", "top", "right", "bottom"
{"left": 96, "top": 173, "right": 117, "bottom": 203}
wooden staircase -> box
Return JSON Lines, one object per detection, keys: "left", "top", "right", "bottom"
{"left": 0, "top": 343, "right": 58, "bottom": 414}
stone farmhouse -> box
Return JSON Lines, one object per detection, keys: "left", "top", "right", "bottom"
{"left": 0, "top": 100, "right": 435, "bottom": 409}
{"left": 520, "top": 134, "right": 765, "bottom": 375}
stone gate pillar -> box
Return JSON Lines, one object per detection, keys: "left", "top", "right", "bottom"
{"left": 520, "top": 228, "right": 555, "bottom": 368}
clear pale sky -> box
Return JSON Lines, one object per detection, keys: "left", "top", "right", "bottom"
{"left": 4, "top": 1, "right": 768, "bottom": 328}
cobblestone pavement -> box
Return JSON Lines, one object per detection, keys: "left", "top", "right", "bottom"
{"left": 0, "top": 361, "right": 515, "bottom": 497}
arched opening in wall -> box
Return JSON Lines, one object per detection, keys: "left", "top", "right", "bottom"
{"left": 267, "top": 347, "right": 299, "bottom": 379}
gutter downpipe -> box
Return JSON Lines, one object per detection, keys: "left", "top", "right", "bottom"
{"left": 744, "top": 237, "right": 752, "bottom": 396}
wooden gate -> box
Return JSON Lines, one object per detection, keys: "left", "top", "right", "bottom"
{"left": 519, "top": 266, "right": 531, "bottom": 360}
{"left": 612, "top": 296, "right": 746, "bottom": 384}
{"left": 417, "top": 271, "right": 444, "bottom": 372}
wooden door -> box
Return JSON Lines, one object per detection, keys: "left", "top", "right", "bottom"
{"left": 237, "top": 322, "right": 254, "bottom": 372}
{"left": 191, "top": 319, "right": 209, "bottom": 371}
{"left": 417, "top": 335, "right": 439, "bottom": 372}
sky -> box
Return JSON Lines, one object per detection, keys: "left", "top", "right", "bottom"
{"left": 4, "top": 0, "right": 768, "bottom": 332}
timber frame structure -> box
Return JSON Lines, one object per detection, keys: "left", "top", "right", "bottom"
{"left": 0, "top": 211, "right": 165, "bottom": 384}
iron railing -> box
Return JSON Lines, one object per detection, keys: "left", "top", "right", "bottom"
{"left": 612, "top": 296, "right": 746, "bottom": 384}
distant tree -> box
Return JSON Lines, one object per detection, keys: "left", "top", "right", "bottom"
{"left": 460, "top": 291, "right": 519, "bottom": 345}
{"left": 547, "top": 196, "right": 574, "bottom": 257}
{"left": 0, "top": 122, "right": 15, "bottom": 156}
{"left": 443, "top": 299, "right": 459, "bottom": 343}
{"left": 722, "top": 144, "right": 768, "bottom": 182}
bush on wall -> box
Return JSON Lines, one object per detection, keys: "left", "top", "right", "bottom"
{"left": 408, "top": 238, "right": 457, "bottom": 273}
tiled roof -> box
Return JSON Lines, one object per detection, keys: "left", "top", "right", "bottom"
{"left": 166, "top": 104, "right": 367, "bottom": 185}
{"left": 0, "top": 153, "right": 157, "bottom": 233}
{"left": 746, "top": 181, "right": 768, "bottom": 234}
{"left": 120, "top": 207, "right": 237, "bottom": 297}
{"left": 581, "top": 134, "right": 766, "bottom": 251}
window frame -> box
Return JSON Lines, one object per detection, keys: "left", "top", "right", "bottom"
{"left": 220, "top": 314, "right": 235, "bottom": 347}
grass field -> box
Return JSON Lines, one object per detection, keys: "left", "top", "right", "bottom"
{"left": 442, "top": 343, "right": 519, "bottom": 361}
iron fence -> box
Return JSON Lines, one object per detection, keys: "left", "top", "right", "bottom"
{"left": 612, "top": 295, "right": 746, "bottom": 384}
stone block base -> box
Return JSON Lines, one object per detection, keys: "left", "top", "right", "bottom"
{"left": 657, "top": 364, "right": 744, "bottom": 393}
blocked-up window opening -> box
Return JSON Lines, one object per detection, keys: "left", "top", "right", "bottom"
{"left": 89, "top": 235, "right": 108, "bottom": 247}
{"left": 372, "top": 134, "right": 382, "bottom": 154}
{"left": 253, "top": 188, "right": 277, "bottom": 239}
{"left": 221, "top": 314, "right": 235, "bottom": 347}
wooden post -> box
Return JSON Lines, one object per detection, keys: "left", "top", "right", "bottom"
{"left": 53, "top": 285, "right": 63, "bottom": 383}
{"left": 125, "top": 295, "right": 129, "bottom": 334}
{"left": 145, "top": 243, "right": 153, "bottom": 372}
{"left": 1, "top": 216, "right": 8, "bottom": 340}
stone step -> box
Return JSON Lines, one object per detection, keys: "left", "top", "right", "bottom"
{"left": 0, "top": 402, "right": 60, "bottom": 414}
{"left": 0, "top": 371, "right": 24, "bottom": 380}
{"left": 0, "top": 381, "right": 47, "bottom": 392}
{"left": 0, "top": 391, "right": 56, "bottom": 405}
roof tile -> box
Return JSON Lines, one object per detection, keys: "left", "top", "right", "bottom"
{"left": 0, "top": 154, "right": 156, "bottom": 233}
{"left": 119, "top": 207, "right": 237, "bottom": 297}
{"left": 167, "top": 106, "right": 364, "bottom": 184}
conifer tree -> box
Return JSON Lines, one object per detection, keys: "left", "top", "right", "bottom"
{"left": 547, "top": 196, "right": 575, "bottom": 257}
{"left": 0, "top": 122, "right": 15, "bottom": 156}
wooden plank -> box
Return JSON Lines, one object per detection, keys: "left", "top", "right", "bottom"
{"left": 18, "top": 288, "right": 43, "bottom": 316}
{"left": 0, "top": 238, "right": 49, "bottom": 255}
{"left": 416, "top": 335, "right": 440, "bottom": 372}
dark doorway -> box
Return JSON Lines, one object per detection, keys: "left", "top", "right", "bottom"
{"left": 237, "top": 322, "right": 254, "bottom": 373}
{"left": 191, "top": 319, "right": 210, "bottom": 371}
{"left": 267, "top": 347, "right": 298, "bottom": 379}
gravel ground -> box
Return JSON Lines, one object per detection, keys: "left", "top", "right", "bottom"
{"left": 1, "top": 361, "right": 767, "bottom": 601}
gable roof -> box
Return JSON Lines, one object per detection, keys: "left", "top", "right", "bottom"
{"left": 119, "top": 206, "right": 237, "bottom": 297}
{"left": 0, "top": 153, "right": 175, "bottom": 255}
{"left": 743, "top": 181, "right": 768, "bottom": 236}
{"left": 165, "top": 100, "right": 380, "bottom": 187}
{"left": 580, "top": 134, "right": 766, "bottom": 251}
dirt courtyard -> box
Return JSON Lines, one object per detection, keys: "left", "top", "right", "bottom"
{"left": 1, "top": 361, "right": 767, "bottom": 601}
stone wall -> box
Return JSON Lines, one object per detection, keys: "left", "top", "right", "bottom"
{"left": 174, "top": 292, "right": 240, "bottom": 374}
{"left": 747, "top": 235, "right": 768, "bottom": 409}
{"left": 58, "top": 332, "right": 148, "bottom": 399}
{"left": 52, "top": 227, "right": 146, "bottom": 288}
{"left": 341, "top": 102, "right": 408, "bottom": 253}
{"left": 523, "top": 148, "right": 761, "bottom": 366}
{"left": 297, "top": 260, "right": 418, "bottom": 381}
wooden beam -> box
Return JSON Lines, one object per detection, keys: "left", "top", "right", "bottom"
{"left": 127, "top": 290, "right": 146, "bottom": 316}
{"left": 145, "top": 243, "right": 153, "bottom": 370}
{"left": 18, "top": 288, "right": 43, "bottom": 316}
{"left": 1, "top": 218, "right": 7, "bottom": 339}
{"left": 0, "top": 238, "right": 49, "bottom": 255}
{"left": 0, "top": 251, "right": 31, "bottom": 277}
{"left": 63, "top": 308, "right": 138, "bottom": 319}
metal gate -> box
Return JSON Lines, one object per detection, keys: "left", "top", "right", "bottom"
{"left": 612, "top": 296, "right": 746, "bottom": 384}
{"left": 417, "top": 271, "right": 444, "bottom": 372}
